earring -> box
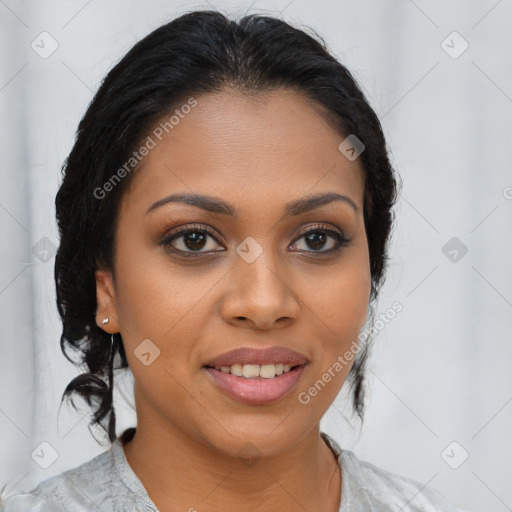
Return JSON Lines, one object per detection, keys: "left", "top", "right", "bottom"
{"left": 108, "top": 332, "right": 117, "bottom": 442}
{"left": 102, "top": 317, "right": 109, "bottom": 325}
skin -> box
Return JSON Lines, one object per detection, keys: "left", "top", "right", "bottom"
{"left": 95, "top": 87, "right": 371, "bottom": 512}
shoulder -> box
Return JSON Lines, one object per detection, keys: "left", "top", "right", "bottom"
{"left": 339, "top": 448, "right": 465, "bottom": 511}
{"left": 0, "top": 447, "right": 115, "bottom": 512}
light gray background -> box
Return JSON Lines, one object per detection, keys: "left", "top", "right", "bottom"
{"left": 1, "top": 1, "right": 511, "bottom": 511}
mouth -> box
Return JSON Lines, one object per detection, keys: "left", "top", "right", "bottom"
{"left": 203, "top": 364, "right": 307, "bottom": 405}
{"left": 201, "top": 345, "right": 309, "bottom": 405}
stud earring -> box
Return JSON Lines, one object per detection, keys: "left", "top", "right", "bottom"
{"left": 101, "top": 317, "right": 109, "bottom": 325}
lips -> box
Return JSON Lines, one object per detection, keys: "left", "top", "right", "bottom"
{"left": 202, "top": 346, "right": 309, "bottom": 368}
{"left": 202, "top": 346, "right": 310, "bottom": 405}
{"left": 204, "top": 364, "right": 307, "bottom": 405}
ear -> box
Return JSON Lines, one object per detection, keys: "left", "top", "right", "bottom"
{"left": 95, "top": 269, "right": 121, "bottom": 333}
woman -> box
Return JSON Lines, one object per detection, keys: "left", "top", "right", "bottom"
{"left": 0, "top": 9, "right": 465, "bottom": 512}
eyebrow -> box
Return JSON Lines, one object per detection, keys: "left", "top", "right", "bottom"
{"left": 145, "top": 191, "right": 359, "bottom": 217}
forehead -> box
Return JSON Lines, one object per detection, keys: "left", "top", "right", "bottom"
{"left": 121, "top": 88, "right": 366, "bottom": 216}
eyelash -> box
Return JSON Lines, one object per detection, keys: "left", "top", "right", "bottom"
{"left": 159, "top": 222, "right": 351, "bottom": 258}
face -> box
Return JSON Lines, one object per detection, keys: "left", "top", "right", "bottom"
{"left": 95, "top": 88, "right": 371, "bottom": 458}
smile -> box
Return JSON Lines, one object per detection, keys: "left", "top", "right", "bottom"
{"left": 203, "top": 364, "right": 307, "bottom": 405}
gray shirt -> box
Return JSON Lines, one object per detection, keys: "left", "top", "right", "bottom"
{"left": 1, "top": 430, "right": 465, "bottom": 511}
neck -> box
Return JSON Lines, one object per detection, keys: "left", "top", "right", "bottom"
{"left": 122, "top": 417, "right": 341, "bottom": 511}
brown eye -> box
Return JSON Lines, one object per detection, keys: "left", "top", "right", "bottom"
{"left": 160, "top": 224, "right": 225, "bottom": 257}
{"left": 290, "top": 224, "right": 351, "bottom": 253}
{"left": 160, "top": 222, "right": 351, "bottom": 258}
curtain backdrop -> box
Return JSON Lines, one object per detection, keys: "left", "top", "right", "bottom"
{"left": 1, "top": 1, "right": 511, "bottom": 510}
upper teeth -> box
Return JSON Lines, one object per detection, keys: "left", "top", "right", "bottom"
{"left": 217, "top": 363, "right": 294, "bottom": 378}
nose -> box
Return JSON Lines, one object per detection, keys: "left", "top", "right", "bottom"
{"left": 220, "top": 245, "right": 300, "bottom": 330}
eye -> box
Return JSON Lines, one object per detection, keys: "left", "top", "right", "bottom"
{"left": 290, "top": 223, "right": 351, "bottom": 254}
{"left": 160, "top": 223, "right": 225, "bottom": 257}
{"left": 160, "top": 222, "right": 351, "bottom": 258}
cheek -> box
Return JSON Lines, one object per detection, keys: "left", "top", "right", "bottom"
{"left": 296, "top": 260, "right": 370, "bottom": 413}
{"left": 309, "top": 253, "right": 371, "bottom": 338}
{"left": 113, "top": 233, "right": 202, "bottom": 336}
{"left": 116, "top": 265, "right": 203, "bottom": 412}
{"left": 112, "top": 242, "right": 218, "bottom": 395}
